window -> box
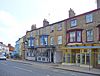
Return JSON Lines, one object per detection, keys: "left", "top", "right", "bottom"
{"left": 70, "top": 32, "right": 75, "bottom": 42}
{"left": 58, "top": 36, "right": 62, "bottom": 44}
{"left": 87, "top": 30, "right": 93, "bottom": 41}
{"left": 40, "top": 36, "right": 44, "bottom": 45}
{"left": 40, "top": 35, "right": 48, "bottom": 45}
{"left": 70, "top": 19, "right": 77, "bottom": 27}
{"left": 98, "top": 50, "right": 100, "bottom": 64}
{"left": 50, "top": 26, "right": 54, "bottom": 32}
{"left": 68, "top": 30, "right": 82, "bottom": 43}
{"left": 28, "top": 40, "right": 30, "bottom": 46}
{"left": 36, "top": 30, "right": 39, "bottom": 35}
{"left": 44, "top": 37, "right": 48, "bottom": 45}
{"left": 36, "top": 39, "right": 38, "bottom": 46}
{"left": 86, "top": 14, "right": 93, "bottom": 23}
{"left": 77, "top": 31, "right": 81, "bottom": 42}
{"left": 57, "top": 23, "right": 62, "bottom": 31}
{"left": 31, "top": 40, "right": 34, "bottom": 46}
{"left": 50, "top": 37, "right": 54, "bottom": 45}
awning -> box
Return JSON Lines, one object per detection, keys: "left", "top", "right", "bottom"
{"left": 61, "top": 46, "right": 100, "bottom": 49}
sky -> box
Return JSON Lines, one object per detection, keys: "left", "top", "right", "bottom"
{"left": 0, "top": 0, "right": 97, "bottom": 46}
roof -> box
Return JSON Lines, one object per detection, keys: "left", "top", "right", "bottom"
{"left": 26, "top": 8, "right": 100, "bottom": 33}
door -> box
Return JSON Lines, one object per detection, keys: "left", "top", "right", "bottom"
{"left": 76, "top": 54, "right": 80, "bottom": 65}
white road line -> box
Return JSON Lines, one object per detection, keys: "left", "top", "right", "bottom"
{"left": 14, "top": 66, "right": 33, "bottom": 72}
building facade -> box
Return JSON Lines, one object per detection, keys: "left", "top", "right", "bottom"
{"left": 16, "top": 0, "right": 100, "bottom": 68}
{"left": 62, "top": 8, "right": 100, "bottom": 68}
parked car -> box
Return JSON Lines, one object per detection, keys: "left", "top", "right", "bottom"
{"left": 0, "top": 55, "right": 6, "bottom": 60}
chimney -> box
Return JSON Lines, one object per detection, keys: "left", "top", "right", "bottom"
{"left": 97, "top": 0, "right": 100, "bottom": 9}
{"left": 69, "top": 8, "right": 75, "bottom": 18}
{"left": 43, "top": 19, "right": 49, "bottom": 27}
{"left": 31, "top": 24, "right": 36, "bottom": 30}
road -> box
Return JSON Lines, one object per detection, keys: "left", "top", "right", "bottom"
{"left": 0, "top": 60, "right": 98, "bottom": 76}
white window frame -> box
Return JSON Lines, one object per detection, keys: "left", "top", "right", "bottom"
{"left": 87, "top": 30, "right": 93, "bottom": 41}
{"left": 86, "top": 14, "right": 93, "bottom": 23}
{"left": 50, "top": 37, "right": 54, "bottom": 45}
{"left": 70, "top": 19, "right": 77, "bottom": 27}
{"left": 58, "top": 36, "right": 62, "bottom": 44}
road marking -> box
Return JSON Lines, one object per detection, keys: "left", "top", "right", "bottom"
{"left": 46, "top": 75, "right": 50, "bottom": 76}
{"left": 14, "top": 66, "right": 33, "bottom": 72}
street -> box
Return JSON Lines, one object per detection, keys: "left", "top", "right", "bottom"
{"left": 0, "top": 60, "right": 98, "bottom": 76}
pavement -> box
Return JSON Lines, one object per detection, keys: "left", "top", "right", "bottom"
{"left": 8, "top": 59, "right": 100, "bottom": 76}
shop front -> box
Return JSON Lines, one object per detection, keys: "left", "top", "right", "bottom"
{"left": 62, "top": 45, "right": 100, "bottom": 68}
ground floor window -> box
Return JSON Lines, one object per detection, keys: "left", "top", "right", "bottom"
{"left": 98, "top": 49, "right": 100, "bottom": 64}
{"left": 67, "top": 54, "right": 71, "bottom": 63}
{"left": 65, "top": 51, "right": 91, "bottom": 65}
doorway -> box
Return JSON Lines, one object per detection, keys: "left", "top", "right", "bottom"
{"left": 76, "top": 53, "right": 80, "bottom": 65}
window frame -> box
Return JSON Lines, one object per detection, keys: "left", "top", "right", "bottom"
{"left": 57, "top": 23, "right": 62, "bottom": 31}
{"left": 50, "top": 37, "right": 54, "bottom": 45}
{"left": 86, "top": 29, "right": 94, "bottom": 42}
{"left": 68, "top": 30, "right": 82, "bottom": 43}
{"left": 50, "top": 26, "right": 54, "bottom": 33}
{"left": 70, "top": 19, "right": 77, "bottom": 27}
{"left": 58, "top": 36, "right": 62, "bottom": 44}
{"left": 85, "top": 13, "right": 93, "bottom": 23}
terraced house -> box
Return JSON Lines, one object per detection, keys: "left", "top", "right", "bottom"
{"left": 62, "top": 5, "right": 100, "bottom": 68}
{"left": 25, "top": 19, "right": 66, "bottom": 63}
{"left": 16, "top": 0, "right": 100, "bottom": 69}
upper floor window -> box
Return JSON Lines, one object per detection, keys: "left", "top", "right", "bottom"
{"left": 86, "top": 30, "right": 93, "bottom": 42}
{"left": 86, "top": 14, "right": 93, "bottom": 23}
{"left": 58, "top": 36, "right": 62, "bottom": 44}
{"left": 70, "top": 32, "right": 75, "bottom": 42}
{"left": 50, "top": 37, "right": 54, "bottom": 45}
{"left": 36, "top": 30, "right": 39, "bottom": 35}
{"left": 57, "top": 23, "right": 62, "bottom": 31}
{"left": 70, "top": 19, "right": 77, "bottom": 27}
{"left": 31, "top": 40, "right": 34, "bottom": 46}
{"left": 28, "top": 40, "right": 30, "bottom": 46}
{"left": 50, "top": 26, "right": 54, "bottom": 32}
{"left": 77, "top": 31, "right": 81, "bottom": 42}
{"left": 68, "top": 30, "right": 82, "bottom": 43}
{"left": 40, "top": 35, "right": 48, "bottom": 45}
{"left": 36, "top": 39, "right": 38, "bottom": 46}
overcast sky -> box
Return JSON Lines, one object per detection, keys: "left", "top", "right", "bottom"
{"left": 0, "top": 0, "right": 97, "bottom": 46}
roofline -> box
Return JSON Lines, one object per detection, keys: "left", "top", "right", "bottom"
{"left": 27, "top": 8, "right": 100, "bottom": 32}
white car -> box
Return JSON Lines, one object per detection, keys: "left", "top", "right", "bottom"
{"left": 0, "top": 55, "right": 6, "bottom": 60}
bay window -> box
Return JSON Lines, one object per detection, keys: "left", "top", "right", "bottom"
{"left": 70, "top": 32, "right": 75, "bottom": 42}
{"left": 67, "top": 29, "right": 82, "bottom": 43}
